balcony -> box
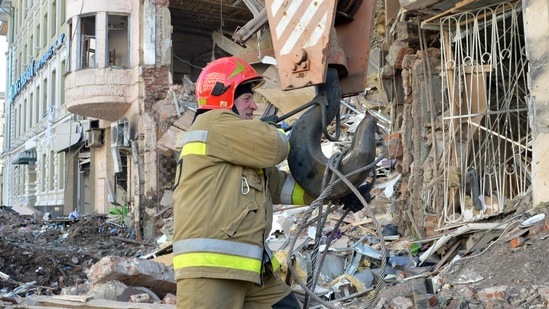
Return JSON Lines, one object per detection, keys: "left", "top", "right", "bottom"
{"left": 65, "top": 67, "right": 134, "bottom": 121}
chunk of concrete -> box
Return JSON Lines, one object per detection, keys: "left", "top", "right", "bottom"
{"left": 160, "top": 190, "right": 174, "bottom": 208}
{"left": 86, "top": 280, "right": 129, "bottom": 301}
{"left": 86, "top": 256, "right": 176, "bottom": 297}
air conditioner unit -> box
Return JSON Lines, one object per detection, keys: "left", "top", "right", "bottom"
{"left": 111, "top": 119, "right": 131, "bottom": 148}
{"left": 86, "top": 128, "right": 104, "bottom": 148}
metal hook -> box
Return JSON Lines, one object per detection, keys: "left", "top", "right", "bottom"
{"left": 287, "top": 68, "right": 377, "bottom": 198}
{"left": 241, "top": 176, "right": 250, "bottom": 195}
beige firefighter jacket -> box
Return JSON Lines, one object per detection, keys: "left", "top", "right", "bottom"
{"left": 173, "top": 110, "right": 310, "bottom": 285}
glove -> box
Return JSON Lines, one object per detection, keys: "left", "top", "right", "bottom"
{"left": 260, "top": 114, "right": 278, "bottom": 125}
{"left": 340, "top": 183, "right": 373, "bottom": 212}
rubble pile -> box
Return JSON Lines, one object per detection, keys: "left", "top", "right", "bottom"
{"left": 266, "top": 197, "right": 549, "bottom": 308}
{"left": 3, "top": 104, "right": 549, "bottom": 308}
{"left": 2, "top": 190, "right": 549, "bottom": 308}
{"left": 0, "top": 207, "right": 157, "bottom": 304}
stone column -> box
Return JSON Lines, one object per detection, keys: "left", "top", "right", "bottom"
{"left": 523, "top": 0, "right": 549, "bottom": 205}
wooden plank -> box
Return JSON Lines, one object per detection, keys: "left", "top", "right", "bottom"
{"left": 419, "top": 222, "right": 511, "bottom": 264}
{"left": 327, "top": 213, "right": 391, "bottom": 227}
{"left": 27, "top": 295, "right": 175, "bottom": 309}
{"left": 465, "top": 230, "right": 501, "bottom": 255}
{"left": 385, "top": 0, "right": 402, "bottom": 26}
{"left": 52, "top": 295, "right": 92, "bottom": 303}
{"left": 433, "top": 239, "right": 461, "bottom": 273}
{"left": 212, "top": 31, "right": 246, "bottom": 56}
{"left": 111, "top": 237, "right": 155, "bottom": 247}
{"left": 503, "top": 226, "right": 531, "bottom": 242}
{"left": 153, "top": 253, "right": 174, "bottom": 267}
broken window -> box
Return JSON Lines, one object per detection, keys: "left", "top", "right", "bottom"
{"left": 115, "top": 151, "right": 128, "bottom": 196}
{"left": 107, "top": 14, "right": 129, "bottom": 68}
{"left": 79, "top": 15, "right": 96, "bottom": 69}
{"left": 438, "top": 3, "right": 529, "bottom": 223}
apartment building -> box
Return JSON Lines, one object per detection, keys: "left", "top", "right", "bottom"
{"left": 0, "top": 0, "right": 176, "bottom": 228}
{"left": 0, "top": 0, "right": 73, "bottom": 215}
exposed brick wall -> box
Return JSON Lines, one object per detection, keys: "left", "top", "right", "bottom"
{"left": 142, "top": 65, "right": 170, "bottom": 112}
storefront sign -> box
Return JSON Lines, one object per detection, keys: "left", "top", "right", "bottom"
{"left": 9, "top": 33, "right": 65, "bottom": 102}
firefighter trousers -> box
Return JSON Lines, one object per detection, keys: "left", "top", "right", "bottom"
{"left": 176, "top": 273, "right": 300, "bottom": 309}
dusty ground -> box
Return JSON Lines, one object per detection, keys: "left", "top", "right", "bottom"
{"left": 443, "top": 232, "right": 549, "bottom": 288}
{"left": 436, "top": 225, "right": 549, "bottom": 307}
{"left": 363, "top": 205, "right": 549, "bottom": 308}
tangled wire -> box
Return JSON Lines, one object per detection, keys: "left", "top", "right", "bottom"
{"left": 284, "top": 141, "right": 388, "bottom": 309}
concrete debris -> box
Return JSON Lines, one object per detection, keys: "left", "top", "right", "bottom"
{"left": 85, "top": 280, "right": 129, "bottom": 301}
{"left": 24, "top": 294, "right": 175, "bottom": 308}
{"left": 86, "top": 256, "right": 175, "bottom": 297}
{"left": 1, "top": 149, "right": 548, "bottom": 307}
{"left": 2, "top": 3, "right": 548, "bottom": 309}
{"left": 3, "top": 109, "right": 549, "bottom": 309}
{"left": 11, "top": 203, "right": 42, "bottom": 218}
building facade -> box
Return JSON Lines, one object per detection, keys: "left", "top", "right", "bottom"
{"left": 1, "top": 0, "right": 71, "bottom": 215}
{"left": 0, "top": 0, "right": 174, "bottom": 238}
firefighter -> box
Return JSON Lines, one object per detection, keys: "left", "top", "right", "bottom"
{"left": 172, "top": 56, "right": 367, "bottom": 308}
{"left": 172, "top": 56, "right": 307, "bottom": 308}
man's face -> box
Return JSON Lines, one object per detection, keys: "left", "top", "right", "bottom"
{"left": 233, "top": 93, "right": 257, "bottom": 119}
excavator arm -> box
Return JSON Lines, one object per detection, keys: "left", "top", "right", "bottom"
{"left": 262, "top": 0, "right": 379, "bottom": 198}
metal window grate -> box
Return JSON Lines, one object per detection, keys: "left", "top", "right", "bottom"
{"left": 438, "top": 2, "right": 530, "bottom": 224}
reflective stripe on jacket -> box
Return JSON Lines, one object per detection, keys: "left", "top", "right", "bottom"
{"left": 173, "top": 110, "right": 302, "bottom": 284}
{"left": 173, "top": 238, "right": 263, "bottom": 278}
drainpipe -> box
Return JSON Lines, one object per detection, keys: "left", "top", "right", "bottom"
{"left": 0, "top": 0, "right": 14, "bottom": 206}
{"left": 1, "top": 1, "right": 14, "bottom": 145}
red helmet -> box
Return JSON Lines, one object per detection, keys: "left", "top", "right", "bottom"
{"left": 195, "top": 57, "right": 263, "bottom": 110}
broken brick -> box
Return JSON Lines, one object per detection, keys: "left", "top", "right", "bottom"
{"left": 162, "top": 293, "right": 177, "bottom": 305}
{"left": 386, "top": 41, "right": 415, "bottom": 69}
{"left": 509, "top": 237, "right": 524, "bottom": 249}
{"left": 385, "top": 132, "right": 404, "bottom": 158}
{"left": 528, "top": 222, "right": 547, "bottom": 236}
{"left": 477, "top": 286, "right": 508, "bottom": 303}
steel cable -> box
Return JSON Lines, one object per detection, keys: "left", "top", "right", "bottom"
{"left": 287, "top": 140, "right": 388, "bottom": 308}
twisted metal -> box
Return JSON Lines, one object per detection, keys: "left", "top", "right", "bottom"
{"left": 286, "top": 140, "right": 388, "bottom": 308}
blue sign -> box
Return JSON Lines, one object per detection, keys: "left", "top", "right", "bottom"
{"left": 9, "top": 33, "right": 65, "bottom": 103}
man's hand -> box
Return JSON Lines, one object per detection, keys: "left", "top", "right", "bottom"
{"left": 260, "top": 114, "right": 278, "bottom": 125}
{"left": 340, "top": 183, "right": 373, "bottom": 212}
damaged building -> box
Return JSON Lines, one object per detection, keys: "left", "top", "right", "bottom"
{"left": 0, "top": 0, "right": 549, "bottom": 272}
{"left": 0, "top": 0, "right": 549, "bottom": 307}
{"left": 0, "top": 0, "right": 546, "bottom": 238}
